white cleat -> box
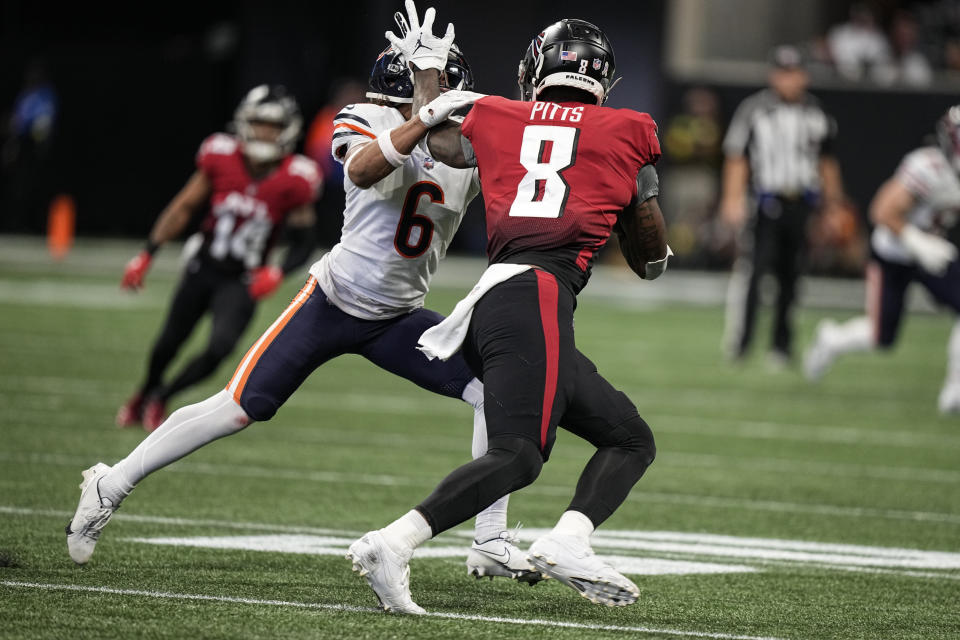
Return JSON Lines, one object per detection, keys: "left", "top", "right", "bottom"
{"left": 65, "top": 463, "right": 118, "bottom": 565}
{"left": 346, "top": 530, "right": 425, "bottom": 615}
{"left": 803, "top": 320, "right": 838, "bottom": 381}
{"left": 527, "top": 533, "right": 639, "bottom": 607}
{"left": 466, "top": 531, "right": 543, "bottom": 585}
{"left": 938, "top": 382, "right": 960, "bottom": 415}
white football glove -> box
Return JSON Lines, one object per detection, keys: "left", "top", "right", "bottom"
{"left": 385, "top": 0, "right": 455, "bottom": 73}
{"left": 643, "top": 245, "right": 674, "bottom": 281}
{"left": 418, "top": 90, "right": 487, "bottom": 128}
{"left": 901, "top": 225, "right": 957, "bottom": 276}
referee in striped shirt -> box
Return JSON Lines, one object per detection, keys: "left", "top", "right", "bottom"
{"left": 721, "top": 45, "right": 845, "bottom": 366}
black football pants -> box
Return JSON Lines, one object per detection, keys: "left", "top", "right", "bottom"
{"left": 140, "top": 261, "right": 256, "bottom": 402}
{"left": 416, "top": 269, "right": 656, "bottom": 535}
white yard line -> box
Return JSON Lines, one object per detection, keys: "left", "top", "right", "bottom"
{"left": 654, "top": 415, "right": 960, "bottom": 451}
{"left": 7, "top": 450, "right": 960, "bottom": 525}
{"left": 0, "top": 580, "right": 787, "bottom": 640}
{"left": 5, "top": 373, "right": 960, "bottom": 452}
{"left": 125, "top": 535, "right": 759, "bottom": 576}
{"left": 0, "top": 505, "right": 358, "bottom": 536}
{"left": 121, "top": 533, "right": 960, "bottom": 576}
{"left": 7, "top": 505, "right": 959, "bottom": 580}
{"left": 664, "top": 451, "right": 960, "bottom": 484}
{"left": 0, "top": 235, "right": 941, "bottom": 313}
{"left": 0, "top": 280, "right": 167, "bottom": 309}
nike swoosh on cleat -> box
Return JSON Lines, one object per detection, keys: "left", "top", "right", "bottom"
{"left": 479, "top": 548, "right": 510, "bottom": 561}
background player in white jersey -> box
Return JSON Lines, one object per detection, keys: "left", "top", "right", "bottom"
{"left": 65, "top": 36, "right": 538, "bottom": 584}
{"left": 804, "top": 106, "right": 960, "bottom": 413}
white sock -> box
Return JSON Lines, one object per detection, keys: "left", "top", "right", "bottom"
{"left": 463, "top": 378, "right": 510, "bottom": 542}
{"left": 461, "top": 377, "right": 484, "bottom": 415}
{"left": 98, "top": 390, "right": 252, "bottom": 505}
{"left": 945, "top": 320, "right": 960, "bottom": 385}
{"left": 551, "top": 510, "right": 595, "bottom": 541}
{"left": 380, "top": 509, "right": 432, "bottom": 555}
{"left": 474, "top": 498, "right": 509, "bottom": 543}
{"left": 825, "top": 316, "right": 873, "bottom": 356}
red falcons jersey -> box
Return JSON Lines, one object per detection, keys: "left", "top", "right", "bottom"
{"left": 461, "top": 96, "right": 660, "bottom": 293}
{"left": 195, "top": 133, "right": 322, "bottom": 274}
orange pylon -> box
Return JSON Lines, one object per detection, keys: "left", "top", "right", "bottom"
{"left": 47, "top": 194, "right": 75, "bottom": 260}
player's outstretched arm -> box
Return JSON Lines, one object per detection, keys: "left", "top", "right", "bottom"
{"left": 121, "top": 170, "right": 211, "bottom": 290}
{"left": 345, "top": 113, "right": 433, "bottom": 189}
{"left": 149, "top": 171, "right": 212, "bottom": 249}
{"left": 616, "top": 196, "right": 670, "bottom": 280}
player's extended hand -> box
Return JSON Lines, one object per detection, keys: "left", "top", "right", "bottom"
{"left": 385, "top": 0, "right": 455, "bottom": 73}
{"left": 901, "top": 225, "right": 958, "bottom": 276}
{"left": 419, "top": 90, "right": 486, "bottom": 128}
{"left": 247, "top": 265, "right": 283, "bottom": 300}
{"left": 120, "top": 251, "right": 153, "bottom": 291}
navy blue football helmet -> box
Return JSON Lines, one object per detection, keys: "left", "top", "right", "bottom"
{"left": 367, "top": 45, "right": 413, "bottom": 104}
{"left": 366, "top": 43, "right": 474, "bottom": 105}
{"left": 518, "top": 18, "right": 617, "bottom": 105}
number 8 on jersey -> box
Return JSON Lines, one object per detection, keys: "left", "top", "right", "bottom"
{"left": 509, "top": 125, "right": 580, "bottom": 219}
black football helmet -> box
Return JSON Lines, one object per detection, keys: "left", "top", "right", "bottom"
{"left": 232, "top": 84, "right": 302, "bottom": 162}
{"left": 518, "top": 18, "right": 617, "bottom": 105}
{"left": 367, "top": 42, "right": 474, "bottom": 105}
{"left": 937, "top": 105, "right": 960, "bottom": 173}
{"left": 444, "top": 43, "right": 475, "bottom": 91}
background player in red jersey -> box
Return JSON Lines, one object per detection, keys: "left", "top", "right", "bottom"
{"left": 347, "top": 8, "right": 669, "bottom": 613}
{"left": 116, "top": 85, "right": 321, "bottom": 431}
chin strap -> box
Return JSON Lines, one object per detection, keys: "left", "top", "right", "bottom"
{"left": 603, "top": 76, "right": 623, "bottom": 103}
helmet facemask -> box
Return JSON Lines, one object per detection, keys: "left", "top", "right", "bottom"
{"left": 233, "top": 85, "right": 302, "bottom": 163}
{"left": 442, "top": 44, "right": 475, "bottom": 92}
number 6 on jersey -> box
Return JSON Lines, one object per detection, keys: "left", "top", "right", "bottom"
{"left": 508, "top": 125, "right": 580, "bottom": 219}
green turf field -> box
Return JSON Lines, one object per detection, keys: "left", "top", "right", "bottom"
{"left": 1, "top": 241, "right": 958, "bottom": 639}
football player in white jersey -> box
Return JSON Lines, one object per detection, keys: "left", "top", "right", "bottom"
{"left": 65, "top": 35, "right": 539, "bottom": 585}
{"left": 804, "top": 105, "right": 960, "bottom": 412}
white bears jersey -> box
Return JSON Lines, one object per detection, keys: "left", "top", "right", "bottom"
{"left": 872, "top": 146, "right": 960, "bottom": 264}
{"left": 309, "top": 103, "right": 481, "bottom": 319}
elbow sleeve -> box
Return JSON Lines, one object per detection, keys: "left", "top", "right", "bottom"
{"left": 636, "top": 164, "right": 659, "bottom": 203}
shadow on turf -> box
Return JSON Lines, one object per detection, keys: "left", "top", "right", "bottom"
{"left": 0, "top": 550, "right": 22, "bottom": 568}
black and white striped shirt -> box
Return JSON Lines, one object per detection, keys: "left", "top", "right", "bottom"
{"left": 723, "top": 90, "right": 837, "bottom": 196}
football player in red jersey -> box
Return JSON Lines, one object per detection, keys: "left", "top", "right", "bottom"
{"left": 116, "top": 85, "right": 321, "bottom": 431}
{"left": 347, "top": 7, "right": 669, "bottom": 612}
